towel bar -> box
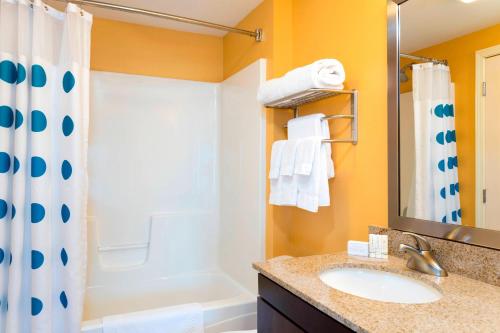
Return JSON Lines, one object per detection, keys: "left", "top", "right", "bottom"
{"left": 263, "top": 88, "right": 358, "bottom": 145}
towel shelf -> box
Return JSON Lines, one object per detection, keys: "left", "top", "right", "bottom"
{"left": 263, "top": 88, "right": 358, "bottom": 145}
{"left": 263, "top": 88, "right": 354, "bottom": 109}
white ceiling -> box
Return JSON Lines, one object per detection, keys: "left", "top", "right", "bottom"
{"left": 400, "top": 0, "right": 500, "bottom": 53}
{"left": 46, "top": 0, "right": 263, "bottom": 36}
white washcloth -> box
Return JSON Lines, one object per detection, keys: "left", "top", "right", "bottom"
{"left": 102, "top": 303, "right": 203, "bottom": 333}
{"left": 270, "top": 140, "right": 298, "bottom": 204}
{"left": 269, "top": 139, "right": 299, "bottom": 204}
{"left": 257, "top": 59, "right": 345, "bottom": 104}
{"left": 279, "top": 139, "right": 299, "bottom": 176}
{"left": 269, "top": 140, "right": 286, "bottom": 179}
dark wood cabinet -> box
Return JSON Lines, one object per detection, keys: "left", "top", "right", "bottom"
{"left": 257, "top": 274, "right": 355, "bottom": 333}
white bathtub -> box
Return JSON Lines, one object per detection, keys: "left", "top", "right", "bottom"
{"left": 81, "top": 271, "right": 257, "bottom": 333}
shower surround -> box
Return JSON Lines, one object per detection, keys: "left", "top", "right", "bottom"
{"left": 82, "top": 60, "right": 266, "bottom": 332}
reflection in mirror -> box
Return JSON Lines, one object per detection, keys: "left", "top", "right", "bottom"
{"left": 398, "top": 0, "right": 500, "bottom": 231}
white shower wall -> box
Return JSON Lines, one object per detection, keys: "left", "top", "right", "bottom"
{"left": 87, "top": 59, "right": 266, "bottom": 292}
{"left": 220, "top": 59, "right": 267, "bottom": 294}
{"left": 88, "top": 72, "right": 220, "bottom": 281}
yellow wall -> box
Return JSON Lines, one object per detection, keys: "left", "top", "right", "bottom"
{"left": 279, "top": 0, "right": 388, "bottom": 256}
{"left": 223, "top": 1, "right": 274, "bottom": 80}
{"left": 399, "top": 24, "right": 500, "bottom": 227}
{"left": 91, "top": 18, "right": 223, "bottom": 82}
{"left": 223, "top": 0, "right": 388, "bottom": 258}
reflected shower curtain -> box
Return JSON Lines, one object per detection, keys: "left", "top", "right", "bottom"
{"left": 410, "top": 63, "right": 461, "bottom": 224}
{"left": 0, "top": 1, "right": 92, "bottom": 332}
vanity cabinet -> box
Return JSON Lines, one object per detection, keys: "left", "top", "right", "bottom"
{"left": 257, "top": 274, "right": 354, "bottom": 333}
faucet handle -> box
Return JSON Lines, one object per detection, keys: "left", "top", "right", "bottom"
{"left": 402, "top": 232, "right": 431, "bottom": 251}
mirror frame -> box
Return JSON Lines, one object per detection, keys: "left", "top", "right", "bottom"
{"left": 387, "top": 0, "right": 500, "bottom": 249}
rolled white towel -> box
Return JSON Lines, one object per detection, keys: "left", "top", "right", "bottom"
{"left": 257, "top": 59, "right": 345, "bottom": 104}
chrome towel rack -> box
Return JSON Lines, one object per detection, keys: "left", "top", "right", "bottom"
{"left": 263, "top": 88, "right": 358, "bottom": 144}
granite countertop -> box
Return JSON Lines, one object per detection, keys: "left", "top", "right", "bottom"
{"left": 253, "top": 253, "right": 500, "bottom": 333}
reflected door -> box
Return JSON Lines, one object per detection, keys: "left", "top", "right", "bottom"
{"left": 484, "top": 54, "right": 500, "bottom": 231}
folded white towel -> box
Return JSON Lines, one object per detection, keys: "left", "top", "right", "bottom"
{"left": 270, "top": 140, "right": 298, "bottom": 205}
{"left": 269, "top": 140, "right": 286, "bottom": 179}
{"left": 288, "top": 114, "right": 334, "bottom": 178}
{"left": 269, "top": 175, "right": 297, "bottom": 206}
{"left": 279, "top": 139, "right": 299, "bottom": 176}
{"left": 296, "top": 140, "right": 327, "bottom": 212}
{"left": 288, "top": 113, "right": 325, "bottom": 139}
{"left": 294, "top": 138, "right": 319, "bottom": 175}
{"left": 269, "top": 113, "right": 335, "bottom": 211}
{"left": 257, "top": 59, "right": 345, "bottom": 104}
{"left": 290, "top": 114, "right": 333, "bottom": 212}
{"left": 102, "top": 303, "right": 203, "bottom": 333}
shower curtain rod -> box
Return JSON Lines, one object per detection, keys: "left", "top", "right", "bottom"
{"left": 55, "top": 0, "right": 263, "bottom": 41}
{"left": 400, "top": 53, "right": 448, "bottom": 65}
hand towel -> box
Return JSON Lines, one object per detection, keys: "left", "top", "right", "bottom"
{"left": 257, "top": 59, "right": 345, "bottom": 104}
{"left": 102, "top": 303, "right": 203, "bottom": 333}
{"left": 296, "top": 140, "right": 330, "bottom": 212}
{"left": 288, "top": 113, "right": 325, "bottom": 139}
{"left": 288, "top": 113, "right": 334, "bottom": 178}
{"left": 279, "top": 139, "right": 299, "bottom": 176}
{"left": 269, "top": 113, "right": 335, "bottom": 211}
{"left": 270, "top": 139, "right": 299, "bottom": 205}
{"left": 288, "top": 114, "right": 333, "bottom": 212}
{"left": 294, "top": 138, "right": 319, "bottom": 175}
{"left": 269, "top": 175, "right": 298, "bottom": 206}
{"left": 269, "top": 140, "right": 286, "bottom": 179}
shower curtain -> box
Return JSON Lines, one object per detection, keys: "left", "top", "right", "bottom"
{"left": 0, "top": 1, "right": 92, "bottom": 332}
{"left": 410, "top": 63, "right": 461, "bottom": 225}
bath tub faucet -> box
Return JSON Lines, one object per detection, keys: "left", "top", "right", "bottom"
{"left": 399, "top": 232, "right": 448, "bottom": 277}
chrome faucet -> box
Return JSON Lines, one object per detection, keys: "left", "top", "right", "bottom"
{"left": 399, "top": 232, "right": 448, "bottom": 277}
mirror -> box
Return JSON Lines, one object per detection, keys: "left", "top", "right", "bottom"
{"left": 388, "top": 0, "right": 500, "bottom": 249}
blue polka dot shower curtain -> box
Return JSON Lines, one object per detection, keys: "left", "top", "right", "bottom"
{"left": 0, "top": 1, "right": 92, "bottom": 332}
{"left": 408, "top": 63, "right": 461, "bottom": 225}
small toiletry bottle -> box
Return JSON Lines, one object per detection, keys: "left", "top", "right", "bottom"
{"left": 374, "top": 235, "right": 381, "bottom": 259}
{"left": 381, "top": 235, "right": 388, "bottom": 259}
{"left": 368, "top": 234, "right": 376, "bottom": 258}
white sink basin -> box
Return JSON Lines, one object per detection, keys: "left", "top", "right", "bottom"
{"left": 319, "top": 267, "right": 442, "bottom": 304}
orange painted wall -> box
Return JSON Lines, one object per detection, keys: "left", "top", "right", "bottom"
{"left": 223, "top": 0, "right": 388, "bottom": 258}
{"left": 91, "top": 18, "right": 223, "bottom": 82}
{"left": 277, "top": 0, "right": 388, "bottom": 257}
{"left": 399, "top": 24, "right": 500, "bottom": 227}
{"left": 223, "top": 0, "right": 274, "bottom": 80}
